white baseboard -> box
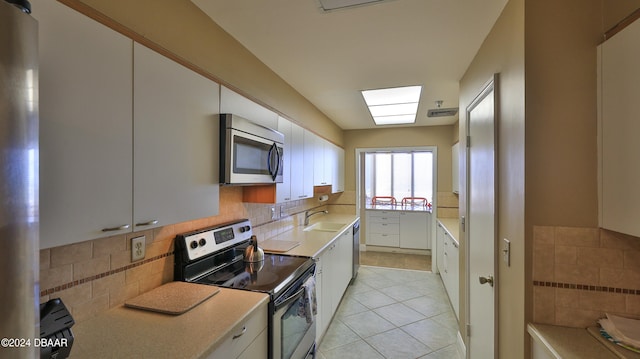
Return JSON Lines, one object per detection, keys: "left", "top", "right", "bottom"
{"left": 360, "top": 244, "right": 431, "bottom": 256}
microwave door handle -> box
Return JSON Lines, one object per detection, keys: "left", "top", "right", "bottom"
{"left": 268, "top": 142, "right": 278, "bottom": 181}
{"left": 274, "top": 145, "right": 282, "bottom": 179}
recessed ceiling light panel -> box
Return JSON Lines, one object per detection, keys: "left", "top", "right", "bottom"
{"left": 361, "top": 85, "right": 422, "bottom": 125}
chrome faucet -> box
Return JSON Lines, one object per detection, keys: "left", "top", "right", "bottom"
{"left": 304, "top": 209, "right": 328, "bottom": 226}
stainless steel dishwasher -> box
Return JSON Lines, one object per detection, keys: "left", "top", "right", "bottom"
{"left": 351, "top": 219, "right": 360, "bottom": 283}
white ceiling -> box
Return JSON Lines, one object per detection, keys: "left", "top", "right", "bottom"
{"left": 192, "top": 0, "right": 508, "bottom": 130}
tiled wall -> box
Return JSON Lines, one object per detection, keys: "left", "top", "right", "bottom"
{"left": 39, "top": 187, "right": 353, "bottom": 323}
{"left": 533, "top": 226, "right": 640, "bottom": 328}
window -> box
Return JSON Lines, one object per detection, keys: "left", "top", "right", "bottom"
{"left": 364, "top": 151, "right": 433, "bottom": 205}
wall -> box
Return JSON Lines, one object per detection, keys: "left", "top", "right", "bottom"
{"left": 343, "top": 125, "right": 456, "bottom": 195}
{"left": 61, "top": 0, "right": 343, "bottom": 146}
{"left": 459, "top": 0, "right": 525, "bottom": 358}
{"left": 528, "top": 0, "right": 640, "bottom": 333}
{"left": 533, "top": 226, "right": 640, "bottom": 327}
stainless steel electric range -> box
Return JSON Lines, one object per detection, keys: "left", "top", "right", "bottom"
{"left": 174, "top": 219, "right": 316, "bottom": 359}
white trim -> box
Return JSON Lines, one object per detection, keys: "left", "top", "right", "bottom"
{"left": 354, "top": 146, "right": 438, "bottom": 272}
{"left": 457, "top": 330, "right": 467, "bottom": 358}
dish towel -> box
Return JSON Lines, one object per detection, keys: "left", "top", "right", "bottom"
{"left": 599, "top": 313, "right": 640, "bottom": 353}
{"left": 298, "top": 276, "right": 317, "bottom": 324}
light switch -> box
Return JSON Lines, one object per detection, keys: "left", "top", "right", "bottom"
{"left": 502, "top": 238, "right": 510, "bottom": 266}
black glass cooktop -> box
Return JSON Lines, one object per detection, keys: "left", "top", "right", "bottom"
{"left": 194, "top": 253, "right": 313, "bottom": 297}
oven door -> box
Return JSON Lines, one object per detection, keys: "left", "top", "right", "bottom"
{"left": 272, "top": 275, "right": 316, "bottom": 359}
{"left": 227, "top": 129, "right": 283, "bottom": 184}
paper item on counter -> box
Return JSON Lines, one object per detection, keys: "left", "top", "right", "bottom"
{"left": 125, "top": 282, "right": 219, "bottom": 315}
{"left": 260, "top": 239, "right": 300, "bottom": 253}
{"left": 599, "top": 313, "right": 640, "bottom": 353}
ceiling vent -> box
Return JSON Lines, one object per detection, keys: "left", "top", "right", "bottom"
{"left": 318, "top": 0, "right": 388, "bottom": 11}
{"left": 427, "top": 100, "right": 458, "bottom": 118}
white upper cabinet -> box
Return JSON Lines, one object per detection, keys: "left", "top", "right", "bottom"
{"left": 220, "top": 86, "right": 278, "bottom": 130}
{"left": 313, "top": 134, "right": 344, "bottom": 191}
{"left": 35, "top": 0, "right": 134, "bottom": 248}
{"left": 313, "top": 134, "right": 330, "bottom": 186}
{"left": 332, "top": 143, "right": 345, "bottom": 193}
{"left": 290, "top": 123, "right": 315, "bottom": 200}
{"left": 276, "top": 117, "right": 292, "bottom": 202}
{"left": 452, "top": 142, "right": 460, "bottom": 194}
{"left": 598, "top": 18, "right": 640, "bottom": 237}
{"left": 36, "top": 0, "right": 221, "bottom": 248}
{"left": 133, "top": 43, "right": 220, "bottom": 230}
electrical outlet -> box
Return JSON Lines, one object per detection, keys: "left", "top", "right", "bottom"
{"left": 131, "top": 236, "right": 146, "bottom": 262}
{"left": 270, "top": 206, "right": 277, "bottom": 220}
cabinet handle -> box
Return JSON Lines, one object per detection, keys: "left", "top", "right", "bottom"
{"left": 102, "top": 224, "right": 130, "bottom": 232}
{"left": 135, "top": 220, "right": 159, "bottom": 227}
{"left": 232, "top": 326, "right": 247, "bottom": 340}
{"left": 284, "top": 197, "right": 291, "bottom": 201}
{"left": 299, "top": 195, "right": 308, "bottom": 198}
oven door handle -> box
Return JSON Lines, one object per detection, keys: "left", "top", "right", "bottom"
{"left": 274, "top": 287, "right": 306, "bottom": 311}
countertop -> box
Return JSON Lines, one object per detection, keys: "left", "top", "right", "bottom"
{"left": 437, "top": 218, "right": 459, "bottom": 245}
{"left": 528, "top": 323, "right": 640, "bottom": 359}
{"left": 365, "top": 204, "right": 431, "bottom": 212}
{"left": 69, "top": 287, "right": 269, "bottom": 359}
{"left": 263, "top": 214, "right": 360, "bottom": 258}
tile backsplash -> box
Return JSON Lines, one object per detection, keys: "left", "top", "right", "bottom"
{"left": 533, "top": 226, "right": 640, "bottom": 328}
{"left": 39, "top": 187, "right": 355, "bottom": 323}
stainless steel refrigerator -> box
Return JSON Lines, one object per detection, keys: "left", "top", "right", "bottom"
{"left": 0, "top": 1, "right": 39, "bottom": 358}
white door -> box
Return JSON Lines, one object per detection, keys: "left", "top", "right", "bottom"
{"left": 466, "top": 76, "right": 497, "bottom": 359}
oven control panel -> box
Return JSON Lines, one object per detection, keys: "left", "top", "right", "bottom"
{"left": 179, "top": 220, "right": 253, "bottom": 261}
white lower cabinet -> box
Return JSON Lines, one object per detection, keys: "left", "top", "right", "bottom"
{"left": 437, "top": 220, "right": 459, "bottom": 319}
{"left": 315, "top": 228, "right": 353, "bottom": 342}
{"left": 366, "top": 210, "right": 430, "bottom": 249}
{"left": 399, "top": 212, "right": 431, "bottom": 249}
{"left": 206, "top": 301, "right": 268, "bottom": 359}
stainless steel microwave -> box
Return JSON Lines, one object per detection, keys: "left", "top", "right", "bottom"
{"left": 219, "top": 114, "right": 284, "bottom": 185}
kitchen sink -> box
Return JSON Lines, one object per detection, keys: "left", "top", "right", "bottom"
{"left": 303, "top": 222, "right": 346, "bottom": 232}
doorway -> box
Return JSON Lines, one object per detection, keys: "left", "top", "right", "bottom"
{"left": 355, "top": 146, "right": 438, "bottom": 272}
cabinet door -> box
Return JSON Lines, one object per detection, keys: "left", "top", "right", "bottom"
{"left": 600, "top": 18, "right": 640, "bottom": 237}
{"left": 333, "top": 145, "right": 345, "bottom": 193}
{"left": 399, "top": 212, "right": 429, "bottom": 249}
{"left": 313, "top": 135, "right": 327, "bottom": 186}
{"left": 448, "top": 236, "right": 460, "bottom": 318}
{"left": 318, "top": 248, "right": 335, "bottom": 339}
{"left": 290, "top": 123, "right": 313, "bottom": 200}
{"left": 35, "top": 0, "right": 133, "bottom": 248}
{"left": 338, "top": 228, "right": 354, "bottom": 292}
{"left": 452, "top": 142, "right": 460, "bottom": 194}
{"left": 436, "top": 222, "right": 445, "bottom": 274}
{"left": 220, "top": 86, "right": 278, "bottom": 130}
{"left": 133, "top": 43, "right": 219, "bottom": 230}
{"left": 301, "top": 129, "right": 316, "bottom": 198}
{"left": 276, "top": 117, "right": 292, "bottom": 202}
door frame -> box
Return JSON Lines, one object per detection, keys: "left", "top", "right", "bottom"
{"left": 465, "top": 74, "right": 499, "bottom": 358}
{"left": 354, "top": 146, "right": 438, "bottom": 270}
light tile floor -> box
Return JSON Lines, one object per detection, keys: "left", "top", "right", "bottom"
{"left": 317, "top": 265, "right": 462, "bottom": 359}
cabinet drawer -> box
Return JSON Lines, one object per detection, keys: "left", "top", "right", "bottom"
{"left": 369, "top": 222, "right": 399, "bottom": 234}
{"left": 368, "top": 216, "right": 400, "bottom": 224}
{"left": 367, "top": 233, "right": 400, "bottom": 247}
{"left": 207, "top": 301, "right": 268, "bottom": 359}
{"left": 367, "top": 211, "right": 399, "bottom": 220}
